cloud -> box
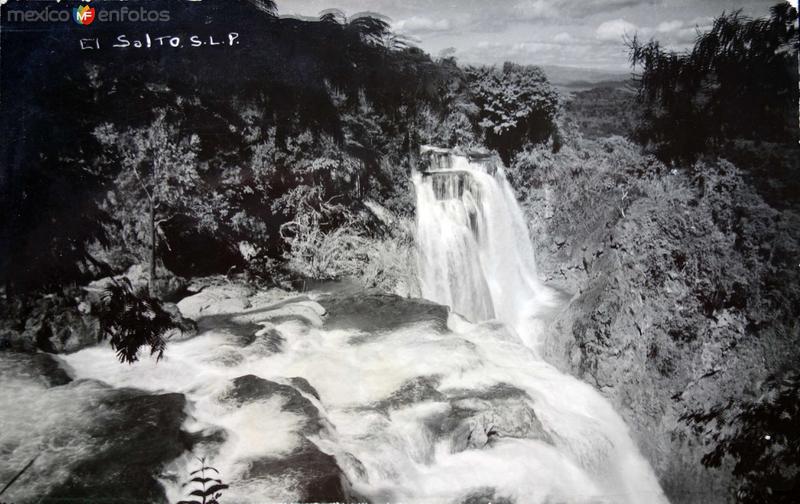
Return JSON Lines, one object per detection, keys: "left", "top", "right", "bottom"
{"left": 595, "top": 18, "right": 638, "bottom": 41}
{"left": 394, "top": 16, "right": 452, "bottom": 33}
{"left": 513, "top": 0, "right": 650, "bottom": 20}
{"left": 553, "top": 31, "right": 573, "bottom": 43}
{"left": 513, "top": 0, "right": 559, "bottom": 19}
{"left": 656, "top": 20, "right": 683, "bottom": 32}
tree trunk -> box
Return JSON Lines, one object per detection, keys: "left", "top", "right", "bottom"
{"left": 149, "top": 198, "right": 157, "bottom": 298}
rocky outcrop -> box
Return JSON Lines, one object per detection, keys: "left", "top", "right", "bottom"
{"left": 43, "top": 389, "right": 191, "bottom": 504}
{"left": 1, "top": 269, "right": 196, "bottom": 356}
{"left": 0, "top": 289, "right": 101, "bottom": 354}
{"left": 0, "top": 352, "right": 72, "bottom": 387}
{"left": 221, "top": 374, "right": 364, "bottom": 503}
{"left": 511, "top": 138, "right": 800, "bottom": 503}
{"left": 318, "top": 292, "right": 449, "bottom": 334}
{"left": 86, "top": 263, "right": 188, "bottom": 301}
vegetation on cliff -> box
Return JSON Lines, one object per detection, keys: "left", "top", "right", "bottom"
{"left": 0, "top": 1, "right": 798, "bottom": 501}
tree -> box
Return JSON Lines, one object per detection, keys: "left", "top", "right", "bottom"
{"left": 466, "top": 62, "right": 560, "bottom": 162}
{"left": 94, "top": 111, "right": 211, "bottom": 296}
{"left": 682, "top": 371, "right": 800, "bottom": 503}
{"left": 628, "top": 2, "right": 799, "bottom": 162}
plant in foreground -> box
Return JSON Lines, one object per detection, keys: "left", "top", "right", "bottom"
{"left": 177, "top": 457, "right": 229, "bottom": 504}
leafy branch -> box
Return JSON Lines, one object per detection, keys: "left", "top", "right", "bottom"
{"left": 177, "top": 457, "right": 229, "bottom": 504}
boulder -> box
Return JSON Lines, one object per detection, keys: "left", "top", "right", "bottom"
{"left": 222, "top": 375, "right": 323, "bottom": 435}
{"left": 0, "top": 352, "right": 72, "bottom": 387}
{"left": 230, "top": 300, "right": 326, "bottom": 328}
{"left": 86, "top": 263, "right": 187, "bottom": 301}
{"left": 289, "top": 377, "right": 321, "bottom": 401}
{"left": 246, "top": 323, "right": 285, "bottom": 355}
{"left": 430, "top": 384, "right": 552, "bottom": 452}
{"left": 460, "top": 487, "right": 515, "bottom": 504}
{"left": 20, "top": 295, "right": 101, "bottom": 354}
{"left": 318, "top": 293, "right": 449, "bottom": 334}
{"left": 242, "top": 440, "right": 360, "bottom": 504}
{"left": 43, "top": 390, "right": 191, "bottom": 504}
{"left": 176, "top": 284, "right": 253, "bottom": 320}
{"left": 222, "top": 375, "right": 364, "bottom": 503}
{"left": 161, "top": 302, "right": 198, "bottom": 341}
{"left": 375, "top": 375, "right": 444, "bottom": 413}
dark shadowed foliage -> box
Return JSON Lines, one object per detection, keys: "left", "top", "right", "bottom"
{"left": 628, "top": 2, "right": 799, "bottom": 163}
{"left": 97, "top": 278, "right": 179, "bottom": 363}
{"left": 682, "top": 371, "right": 800, "bottom": 504}
{"left": 0, "top": 0, "right": 471, "bottom": 292}
{"left": 178, "top": 457, "right": 229, "bottom": 504}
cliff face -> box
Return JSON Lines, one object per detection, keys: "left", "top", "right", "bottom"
{"left": 510, "top": 137, "right": 800, "bottom": 503}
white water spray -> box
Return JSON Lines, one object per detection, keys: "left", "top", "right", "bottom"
{"left": 411, "top": 147, "right": 670, "bottom": 503}
{"left": 1, "top": 149, "right": 670, "bottom": 504}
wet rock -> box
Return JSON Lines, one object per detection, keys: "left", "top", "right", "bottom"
{"left": 289, "top": 376, "right": 321, "bottom": 401}
{"left": 430, "top": 384, "right": 551, "bottom": 452}
{"left": 375, "top": 375, "right": 445, "bottom": 412}
{"left": 177, "top": 284, "right": 254, "bottom": 319}
{"left": 0, "top": 352, "right": 72, "bottom": 387}
{"left": 225, "top": 375, "right": 364, "bottom": 503}
{"left": 247, "top": 324, "right": 285, "bottom": 354}
{"left": 318, "top": 293, "right": 449, "bottom": 334}
{"left": 243, "top": 440, "right": 364, "bottom": 503}
{"left": 43, "top": 389, "right": 191, "bottom": 504}
{"left": 161, "top": 302, "right": 198, "bottom": 341}
{"left": 459, "top": 487, "right": 514, "bottom": 504}
{"left": 231, "top": 299, "right": 326, "bottom": 328}
{"left": 223, "top": 375, "right": 323, "bottom": 435}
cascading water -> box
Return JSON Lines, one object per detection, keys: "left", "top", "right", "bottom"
{"left": 414, "top": 147, "right": 556, "bottom": 344}
{"left": 409, "top": 147, "right": 671, "bottom": 502}
{"left": 1, "top": 148, "right": 669, "bottom": 504}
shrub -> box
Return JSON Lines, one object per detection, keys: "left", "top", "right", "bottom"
{"left": 97, "top": 278, "right": 181, "bottom": 363}
{"left": 280, "top": 208, "right": 369, "bottom": 281}
{"left": 358, "top": 217, "right": 419, "bottom": 296}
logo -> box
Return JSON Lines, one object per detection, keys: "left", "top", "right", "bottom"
{"left": 73, "top": 5, "right": 96, "bottom": 25}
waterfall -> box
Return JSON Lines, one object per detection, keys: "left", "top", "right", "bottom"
{"left": 411, "top": 147, "right": 671, "bottom": 503}
{"left": 414, "top": 147, "right": 556, "bottom": 344}
{"left": 1, "top": 148, "right": 670, "bottom": 504}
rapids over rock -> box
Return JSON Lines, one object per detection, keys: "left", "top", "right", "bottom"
{"left": 0, "top": 149, "right": 669, "bottom": 504}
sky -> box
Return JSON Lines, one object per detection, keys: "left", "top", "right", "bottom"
{"left": 277, "top": 0, "right": 794, "bottom": 71}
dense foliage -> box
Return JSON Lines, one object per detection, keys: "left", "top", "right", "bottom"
{"left": 628, "top": 2, "right": 799, "bottom": 162}
{"left": 467, "top": 63, "right": 561, "bottom": 162}
{"left": 564, "top": 86, "right": 637, "bottom": 139}
{"left": 97, "top": 278, "right": 179, "bottom": 364}
{"left": 683, "top": 371, "right": 800, "bottom": 504}
{"left": 507, "top": 134, "right": 800, "bottom": 502}
{"left": 0, "top": 0, "right": 561, "bottom": 295}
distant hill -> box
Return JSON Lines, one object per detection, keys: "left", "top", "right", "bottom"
{"left": 540, "top": 65, "right": 633, "bottom": 95}
{"left": 540, "top": 65, "right": 629, "bottom": 85}
{"left": 565, "top": 86, "right": 638, "bottom": 139}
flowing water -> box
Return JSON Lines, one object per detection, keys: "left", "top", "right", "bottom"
{"left": 0, "top": 149, "right": 669, "bottom": 504}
